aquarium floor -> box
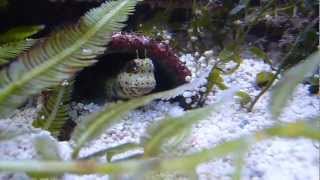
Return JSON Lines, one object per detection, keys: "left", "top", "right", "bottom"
{"left": 0, "top": 56, "right": 319, "bottom": 180}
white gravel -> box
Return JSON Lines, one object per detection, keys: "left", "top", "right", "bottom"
{"left": 0, "top": 53, "right": 319, "bottom": 180}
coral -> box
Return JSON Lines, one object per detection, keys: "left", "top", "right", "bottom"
{"left": 109, "top": 32, "right": 191, "bottom": 86}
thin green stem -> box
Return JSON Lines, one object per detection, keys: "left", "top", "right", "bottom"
{"left": 0, "top": 120, "right": 318, "bottom": 175}
{"left": 247, "top": 68, "right": 281, "bottom": 112}
{"left": 232, "top": 144, "right": 250, "bottom": 180}
{"left": 248, "top": 18, "right": 318, "bottom": 112}
{"left": 0, "top": 160, "right": 138, "bottom": 175}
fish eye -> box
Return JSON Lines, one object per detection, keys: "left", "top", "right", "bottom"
{"left": 126, "top": 61, "right": 139, "bottom": 73}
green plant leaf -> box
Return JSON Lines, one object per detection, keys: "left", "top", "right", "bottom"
{"left": 209, "top": 68, "right": 228, "bottom": 90}
{"left": 218, "top": 45, "right": 242, "bottom": 66}
{"left": 250, "top": 46, "right": 272, "bottom": 65}
{"left": 0, "top": 0, "right": 141, "bottom": 117}
{"left": 218, "top": 48, "right": 234, "bottom": 62}
{"left": 0, "top": 25, "right": 44, "bottom": 44}
{"left": 263, "top": 117, "right": 320, "bottom": 139}
{"left": 232, "top": 53, "right": 243, "bottom": 64}
{"left": 0, "top": 40, "right": 36, "bottom": 65}
{"left": 30, "top": 135, "right": 61, "bottom": 178}
{"left": 106, "top": 143, "right": 143, "bottom": 162}
{"left": 71, "top": 78, "right": 208, "bottom": 158}
{"left": 202, "top": 68, "right": 228, "bottom": 104}
{"left": 236, "top": 91, "right": 251, "bottom": 106}
{"left": 34, "top": 135, "right": 61, "bottom": 161}
{"left": 232, "top": 144, "right": 248, "bottom": 180}
{"left": 0, "top": 118, "right": 318, "bottom": 175}
{"left": 144, "top": 88, "right": 237, "bottom": 157}
{"left": 32, "top": 81, "right": 73, "bottom": 138}
{"left": 256, "top": 71, "right": 274, "bottom": 87}
{"left": 271, "top": 51, "right": 320, "bottom": 118}
{"left": 160, "top": 118, "right": 320, "bottom": 173}
{"left": 79, "top": 143, "right": 141, "bottom": 161}
{"left": 143, "top": 105, "right": 217, "bottom": 157}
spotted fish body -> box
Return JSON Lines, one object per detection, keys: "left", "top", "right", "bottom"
{"left": 105, "top": 57, "right": 156, "bottom": 100}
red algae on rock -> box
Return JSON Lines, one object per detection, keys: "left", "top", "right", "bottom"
{"left": 109, "top": 32, "right": 191, "bottom": 86}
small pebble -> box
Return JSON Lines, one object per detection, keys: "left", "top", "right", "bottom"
{"left": 201, "top": 63, "right": 207, "bottom": 68}
{"left": 61, "top": 80, "right": 69, "bottom": 86}
{"left": 203, "top": 50, "right": 214, "bottom": 58}
{"left": 191, "top": 104, "right": 197, "bottom": 108}
{"left": 200, "top": 87, "right": 207, "bottom": 92}
{"left": 185, "top": 98, "right": 192, "bottom": 104}
{"left": 192, "top": 91, "right": 197, "bottom": 96}
{"left": 198, "top": 56, "right": 206, "bottom": 63}
{"left": 168, "top": 107, "right": 184, "bottom": 117}
{"left": 183, "top": 91, "right": 193, "bottom": 98}
{"left": 185, "top": 76, "right": 192, "bottom": 82}
{"left": 190, "top": 36, "right": 198, "bottom": 41}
